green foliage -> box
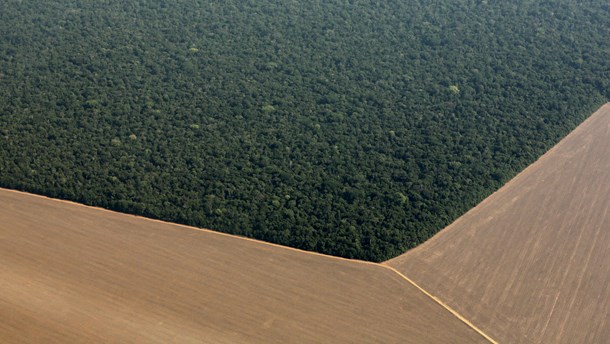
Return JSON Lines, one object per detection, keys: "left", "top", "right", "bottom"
{"left": 0, "top": 0, "right": 608, "bottom": 261}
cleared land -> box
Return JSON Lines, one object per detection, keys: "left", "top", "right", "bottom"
{"left": 0, "top": 188, "right": 486, "bottom": 343}
{"left": 387, "top": 103, "right": 610, "bottom": 343}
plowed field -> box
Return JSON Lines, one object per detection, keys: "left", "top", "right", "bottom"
{"left": 388, "top": 103, "right": 610, "bottom": 343}
{"left": 0, "top": 189, "right": 485, "bottom": 343}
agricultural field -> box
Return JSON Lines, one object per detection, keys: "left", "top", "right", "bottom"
{"left": 0, "top": 188, "right": 486, "bottom": 343}
{"left": 387, "top": 103, "right": 610, "bottom": 343}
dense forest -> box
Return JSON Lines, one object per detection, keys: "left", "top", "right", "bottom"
{"left": 0, "top": 0, "right": 608, "bottom": 261}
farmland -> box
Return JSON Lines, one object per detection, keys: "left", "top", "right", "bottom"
{"left": 0, "top": 188, "right": 486, "bottom": 343}
{"left": 387, "top": 103, "right": 610, "bottom": 343}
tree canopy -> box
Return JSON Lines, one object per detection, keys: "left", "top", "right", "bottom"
{"left": 0, "top": 0, "right": 608, "bottom": 261}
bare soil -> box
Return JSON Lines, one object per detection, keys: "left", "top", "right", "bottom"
{"left": 0, "top": 189, "right": 484, "bottom": 343}
{"left": 387, "top": 103, "right": 610, "bottom": 343}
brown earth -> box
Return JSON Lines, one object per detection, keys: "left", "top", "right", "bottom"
{"left": 387, "top": 103, "right": 610, "bottom": 343}
{"left": 0, "top": 188, "right": 486, "bottom": 343}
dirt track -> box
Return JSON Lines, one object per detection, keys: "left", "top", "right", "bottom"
{"left": 387, "top": 103, "right": 610, "bottom": 343}
{"left": 0, "top": 189, "right": 486, "bottom": 343}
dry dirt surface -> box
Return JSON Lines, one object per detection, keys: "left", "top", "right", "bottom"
{"left": 0, "top": 188, "right": 487, "bottom": 343}
{"left": 387, "top": 103, "right": 610, "bottom": 343}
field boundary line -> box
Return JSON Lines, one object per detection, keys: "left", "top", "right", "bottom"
{"left": 0, "top": 187, "right": 380, "bottom": 267}
{"left": 382, "top": 264, "right": 498, "bottom": 344}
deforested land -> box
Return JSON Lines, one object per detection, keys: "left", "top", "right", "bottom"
{"left": 387, "top": 103, "right": 610, "bottom": 343}
{"left": 0, "top": 188, "right": 486, "bottom": 344}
